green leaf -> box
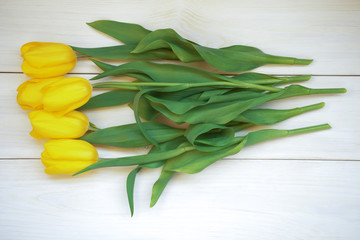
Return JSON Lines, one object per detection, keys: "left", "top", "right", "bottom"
{"left": 147, "top": 84, "right": 346, "bottom": 125}
{"left": 184, "top": 123, "right": 235, "bottom": 152}
{"left": 126, "top": 166, "right": 141, "bottom": 217}
{"left": 78, "top": 90, "right": 137, "bottom": 110}
{"left": 150, "top": 170, "right": 175, "bottom": 208}
{"left": 149, "top": 90, "right": 284, "bottom": 124}
{"left": 129, "top": 96, "right": 159, "bottom": 121}
{"left": 72, "top": 21, "right": 179, "bottom": 60}
{"left": 133, "top": 89, "right": 161, "bottom": 148}
{"left": 125, "top": 137, "right": 187, "bottom": 216}
{"left": 132, "top": 28, "right": 202, "bottom": 62}
{"left": 90, "top": 59, "right": 154, "bottom": 82}
{"left": 234, "top": 102, "right": 325, "bottom": 125}
{"left": 75, "top": 21, "right": 312, "bottom": 71}
{"left": 72, "top": 45, "right": 178, "bottom": 61}
{"left": 90, "top": 60, "right": 229, "bottom": 83}
{"left": 131, "top": 27, "right": 312, "bottom": 71}
{"left": 80, "top": 122, "right": 184, "bottom": 148}
{"left": 87, "top": 20, "right": 152, "bottom": 45}
{"left": 164, "top": 123, "right": 332, "bottom": 174}
{"left": 164, "top": 137, "right": 247, "bottom": 174}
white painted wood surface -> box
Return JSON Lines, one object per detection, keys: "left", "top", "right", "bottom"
{"left": 1, "top": 159, "right": 360, "bottom": 240}
{"left": 0, "top": 0, "right": 359, "bottom": 239}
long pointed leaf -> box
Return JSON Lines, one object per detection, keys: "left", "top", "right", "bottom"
{"left": 150, "top": 170, "right": 175, "bottom": 208}
{"left": 80, "top": 122, "right": 184, "bottom": 148}
{"left": 126, "top": 166, "right": 141, "bottom": 217}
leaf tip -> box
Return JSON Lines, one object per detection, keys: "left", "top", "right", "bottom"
{"left": 86, "top": 21, "right": 98, "bottom": 26}
{"left": 294, "top": 58, "right": 313, "bottom": 65}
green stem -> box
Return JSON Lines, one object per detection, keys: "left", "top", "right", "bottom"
{"left": 288, "top": 123, "right": 331, "bottom": 136}
{"left": 297, "top": 102, "right": 325, "bottom": 113}
{"left": 245, "top": 123, "right": 332, "bottom": 146}
{"left": 93, "top": 81, "right": 281, "bottom": 92}
{"left": 265, "top": 54, "right": 313, "bottom": 65}
{"left": 309, "top": 88, "right": 347, "bottom": 94}
{"left": 273, "top": 86, "right": 347, "bottom": 101}
{"left": 243, "top": 75, "right": 312, "bottom": 86}
{"left": 92, "top": 83, "right": 139, "bottom": 91}
{"left": 76, "top": 53, "right": 88, "bottom": 58}
{"left": 276, "top": 75, "right": 312, "bottom": 84}
{"left": 73, "top": 145, "right": 195, "bottom": 176}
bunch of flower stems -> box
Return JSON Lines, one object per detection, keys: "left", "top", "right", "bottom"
{"left": 17, "top": 21, "right": 346, "bottom": 216}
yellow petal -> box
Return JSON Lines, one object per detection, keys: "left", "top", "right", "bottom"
{"left": 21, "top": 60, "right": 76, "bottom": 79}
{"left": 29, "top": 110, "right": 89, "bottom": 139}
{"left": 17, "top": 77, "right": 64, "bottom": 110}
{"left": 43, "top": 139, "right": 98, "bottom": 161}
{"left": 29, "top": 129, "right": 44, "bottom": 139}
{"left": 42, "top": 77, "right": 92, "bottom": 114}
{"left": 21, "top": 42, "right": 44, "bottom": 55}
{"left": 22, "top": 43, "right": 76, "bottom": 68}
{"left": 41, "top": 139, "right": 98, "bottom": 175}
{"left": 43, "top": 160, "right": 96, "bottom": 175}
{"left": 20, "top": 42, "right": 76, "bottom": 78}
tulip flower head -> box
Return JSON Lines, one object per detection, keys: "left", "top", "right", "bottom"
{"left": 17, "top": 76, "right": 92, "bottom": 115}
{"left": 17, "top": 76, "right": 65, "bottom": 110}
{"left": 29, "top": 110, "right": 89, "bottom": 139}
{"left": 41, "top": 139, "right": 98, "bottom": 175}
{"left": 41, "top": 77, "right": 92, "bottom": 115}
{"left": 21, "top": 42, "right": 77, "bottom": 78}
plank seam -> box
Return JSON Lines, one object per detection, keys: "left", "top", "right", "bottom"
{"left": 1, "top": 158, "right": 359, "bottom": 161}
{"left": 1, "top": 71, "right": 360, "bottom": 77}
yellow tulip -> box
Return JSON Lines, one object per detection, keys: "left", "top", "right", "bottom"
{"left": 29, "top": 110, "right": 89, "bottom": 139}
{"left": 21, "top": 42, "right": 77, "bottom": 78}
{"left": 17, "top": 76, "right": 92, "bottom": 115}
{"left": 42, "top": 77, "right": 92, "bottom": 115}
{"left": 41, "top": 139, "right": 98, "bottom": 175}
{"left": 17, "top": 76, "right": 65, "bottom": 110}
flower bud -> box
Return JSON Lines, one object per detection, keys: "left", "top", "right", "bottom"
{"left": 41, "top": 139, "right": 98, "bottom": 175}
{"left": 17, "top": 76, "right": 65, "bottom": 110}
{"left": 42, "top": 77, "right": 92, "bottom": 115}
{"left": 29, "top": 110, "right": 89, "bottom": 139}
{"left": 17, "top": 76, "right": 92, "bottom": 115}
{"left": 21, "top": 42, "right": 76, "bottom": 78}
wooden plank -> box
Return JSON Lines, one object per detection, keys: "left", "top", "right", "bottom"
{"left": 0, "top": 0, "right": 359, "bottom": 75}
{"left": 3, "top": 74, "right": 358, "bottom": 160}
{"left": 0, "top": 159, "right": 359, "bottom": 240}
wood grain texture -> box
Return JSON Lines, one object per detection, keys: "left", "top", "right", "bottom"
{"left": 2, "top": 73, "right": 358, "bottom": 159}
{"left": 0, "top": 159, "right": 359, "bottom": 240}
{"left": 0, "top": 0, "right": 360, "bottom": 75}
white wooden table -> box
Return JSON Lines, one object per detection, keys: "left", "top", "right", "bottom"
{"left": 1, "top": 0, "right": 359, "bottom": 239}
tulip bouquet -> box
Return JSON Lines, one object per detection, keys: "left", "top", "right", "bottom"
{"left": 17, "top": 21, "right": 346, "bottom": 216}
